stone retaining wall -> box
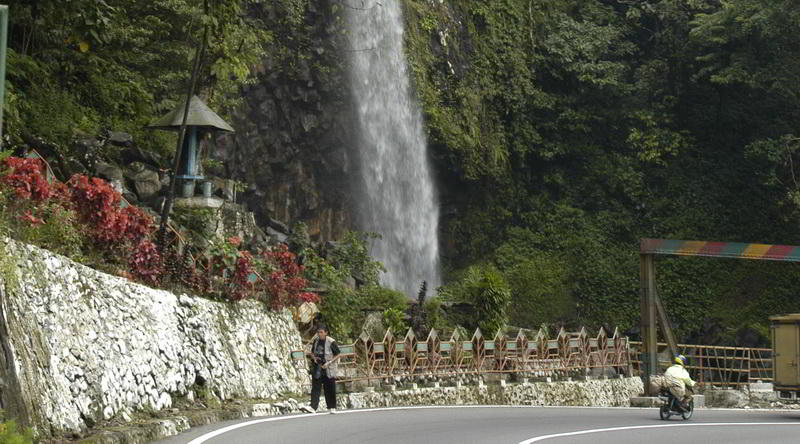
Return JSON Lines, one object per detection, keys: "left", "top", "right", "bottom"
{"left": 340, "top": 378, "right": 643, "bottom": 410}
{"left": 0, "top": 239, "right": 306, "bottom": 437}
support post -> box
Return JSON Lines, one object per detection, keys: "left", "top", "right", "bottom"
{"left": 158, "top": 6, "right": 209, "bottom": 246}
{"left": 654, "top": 290, "right": 679, "bottom": 358}
{"left": 0, "top": 6, "right": 9, "bottom": 145}
{"left": 640, "top": 253, "right": 658, "bottom": 394}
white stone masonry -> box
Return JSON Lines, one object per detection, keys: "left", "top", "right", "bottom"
{"left": 0, "top": 239, "right": 305, "bottom": 435}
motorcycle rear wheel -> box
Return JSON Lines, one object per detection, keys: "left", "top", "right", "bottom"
{"left": 659, "top": 405, "right": 671, "bottom": 420}
{"left": 681, "top": 402, "right": 694, "bottom": 420}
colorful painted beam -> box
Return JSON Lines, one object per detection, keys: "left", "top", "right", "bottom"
{"left": 641, "top": 238, "right": 800, "bottom": 262}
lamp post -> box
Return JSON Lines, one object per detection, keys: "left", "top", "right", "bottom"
{"left": 0, "top": 5, "right": 9, "bottom": 146}
{"left": 148, "top": 95, "right": 234, "bottom": 198}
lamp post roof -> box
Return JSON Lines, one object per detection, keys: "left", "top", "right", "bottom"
{"left": 148, "top": 95, "right": 234, "bottom": 132}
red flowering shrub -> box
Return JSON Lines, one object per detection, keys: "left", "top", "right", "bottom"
{"left": 130, "top": 239, "right": 163, "bottom": 286}
{"left": 230, "top": 251, "right": 254, "bottom": 301}
{"left": 1, "top": 157, "right": 53, "bottom": 201}
{"left": 180, "top": 240, "right": 319, "bottom": 306}
{"left": 1, "top": 158, "right": 158, "bottom": 283}
{"left": 19, "top": 210, "right": 44, "bottom": 226}
{"left": 265, "top": 244, "right": 319, "bottom": 309}
{"left": 0, "top": 156, "right": 320, "bottom": 309}
{"left": 68, "top": 174, "right": 153, "bottom": 245}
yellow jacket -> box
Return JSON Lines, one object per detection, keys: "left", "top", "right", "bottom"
{"left": 665, "top": 364, "right": 696, "bottom": 387}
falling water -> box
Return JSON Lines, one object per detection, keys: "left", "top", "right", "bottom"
{"left": 346, "top": 0, "right": 440, "bottom": 296}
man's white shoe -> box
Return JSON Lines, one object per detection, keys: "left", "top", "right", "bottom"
{"left": 329, "top": 408, "right": 337, "bottom": 414}
{"left": 300, "top": 406, "right": 315, "bottom": 414}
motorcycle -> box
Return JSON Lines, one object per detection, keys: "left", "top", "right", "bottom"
{"left": 658, "top": 388, "right": 694, "bottom": 420}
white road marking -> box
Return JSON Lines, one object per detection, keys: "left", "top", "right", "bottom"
{"left": 184, "top": 405, "right": 800, "bottom": 444}
{"left": 518, "top": 422, "right": 800, "bottom": 443}
{"left": 187, "top": 405, "right": 540, "bottom": 444}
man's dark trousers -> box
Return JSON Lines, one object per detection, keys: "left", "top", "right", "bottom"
{"left": 310, "top": 375, "right": 336, "bottom": 410}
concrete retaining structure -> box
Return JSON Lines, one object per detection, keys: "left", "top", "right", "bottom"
{"left": 341, "top": 377, "right": 644, "bottom": 410}
{"left": 0, "top": 239, "right": 306, "bottom": 437}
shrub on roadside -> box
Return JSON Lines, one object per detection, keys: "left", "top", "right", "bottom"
{"left": 0, "top": 156, "right": 320, "bottom": 310}
{"left": 0, "top": 411, "right": 33, "bottom": 444}
{"left": 439, "top": 264, "right": 511, "bottom": 335}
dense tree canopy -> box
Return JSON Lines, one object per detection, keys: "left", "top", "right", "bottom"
{"left": 5, "top": 0, "right": 272, "bottom": 155}
{"left": 406, "top": 0, "right": 800, "bottom": 344}
{"left": 5, "top": 0, "right": 800, "bottom": 345}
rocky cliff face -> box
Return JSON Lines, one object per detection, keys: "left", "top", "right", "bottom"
{"left": 218, "top": 1, "right": 356, "bottom": 242}
{"left": 0, "top": 239, "right": 305, "bottom": 437}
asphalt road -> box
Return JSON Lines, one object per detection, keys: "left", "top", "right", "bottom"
{"left": 157, "top": 406, "right": 800, "bottom": 444}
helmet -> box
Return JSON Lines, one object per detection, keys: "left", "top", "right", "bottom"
{"left": 675, "top": 355, "right": 688, "bottom": 366}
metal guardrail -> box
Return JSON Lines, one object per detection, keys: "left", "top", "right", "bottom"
{"left": 292, "top": 326, "right": 633, "bottom": 383}
{"left": 630, "top": 341, "right": 773, "bottom": 387}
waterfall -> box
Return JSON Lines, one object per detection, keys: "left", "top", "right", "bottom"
{"left": 346, "top": 0, "right": 440, "bottom": 296}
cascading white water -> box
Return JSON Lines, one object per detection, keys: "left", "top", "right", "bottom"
{"left": 346, "top": 0, "right": 440, "bottom": 296}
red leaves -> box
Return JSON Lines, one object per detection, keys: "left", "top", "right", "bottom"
{"left": 298, "top": 292, "right": 321, "bottom": 304}
{"left": 1, "top": 157, "right": 53, "bottom": 201}
{"left": 264, "top": 244, "right": 318, "bottom": 309}
{"left": 19, "top": 210, "right": 44, "bottom": 226}
{"left": 229, "top": 250, "right": 254, "bottom": 301}
{"left": 68, "top": 174, "right": 152, "bottom": 244}
{"left": 0, "top": 156, "right": 320, "bottom": 308}
{"left": 1, "top": 156, "right": 158, "bottom": 284}
{"left": 129, "top": 239, "right": 163, "bottom": 286}
{"left": 189, "top": 241, "right": 320, "bottom": 307}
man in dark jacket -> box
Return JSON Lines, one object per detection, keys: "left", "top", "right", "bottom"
{"left": 303, "top": 324, "right": 341, "bottom": 413}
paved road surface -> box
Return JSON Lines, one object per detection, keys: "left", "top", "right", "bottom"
{"left": 157, "top": 406, "right": 800, "bottom": 444}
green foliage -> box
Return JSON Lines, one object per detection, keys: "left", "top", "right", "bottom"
{"left": 382, "top": 307, "right": 409, "bottom": 336}
{"left": 423, "top": 297, "right": 446, "bottom": 331}
{"left": 302, "top": 234, "right": 403, "bottom": 342}
{"left": 319, "top": 285, "right": 409, "bottom": 342}
{"left": 172, "top": 207, "right": 216, "bottom": 246}
{"left": 440, "top": 265, "right": 511, "bottom": 335}
{"left": 503, "top": 255, "right": 573, "bottom": 329}
{"left": 16, "top": 203, "right": 85, "bottom": 260}
{"left": 288, "top": 222, "right": 312, "bottom": 254}
{"left": 690, "top": 0, "right": 800, "bottom": 100}
{"left": 404, "top": 0, "right": 800, "bottom": 344}
{"left": 317, "top": 286, "right": 357, "bottom": 340}
{"left": 6, "top": 0, "right": 800, "bottom": 347}
{"left": 0, "top": 411, "right": 33, "bottom": 444}
{"left": 326, "top": 232, "right": 385, "bottom": 287}
{"left": 5, "top": 0, "right": 269, "bottom": 157}
{"left": 359, "top": 286, "right": 408, "bottom": 311}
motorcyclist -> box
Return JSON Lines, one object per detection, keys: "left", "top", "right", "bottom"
{"left": 664, "top": 354, "right": 696, "bottom": 409}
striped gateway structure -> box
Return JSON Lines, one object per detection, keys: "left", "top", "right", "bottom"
{"left": 638, "top": 237, "right": 800, "bottom": 394}
{"left": 640, "top": 238, "right": 800, "bottom": 261}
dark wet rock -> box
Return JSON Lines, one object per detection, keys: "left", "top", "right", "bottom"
{"left": 125, "top": 162, "right": 161, "bottom": 201}
{"left": 94, "top": 162, "right": 124, "bottom": 183}
{"left": 266, "top": 226, "right": 289, "bottom": 244}
{"left": 107, "top": 131, "right": 133, "bottom": 147}
{"left": 268, "top": 218, "right": 290, "bottom": 234}
{"left": 121, "top": 146, "right": 164, "bottom": 169}
{"left": 217, "top": 2, "right": 355, "bottom": 243}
